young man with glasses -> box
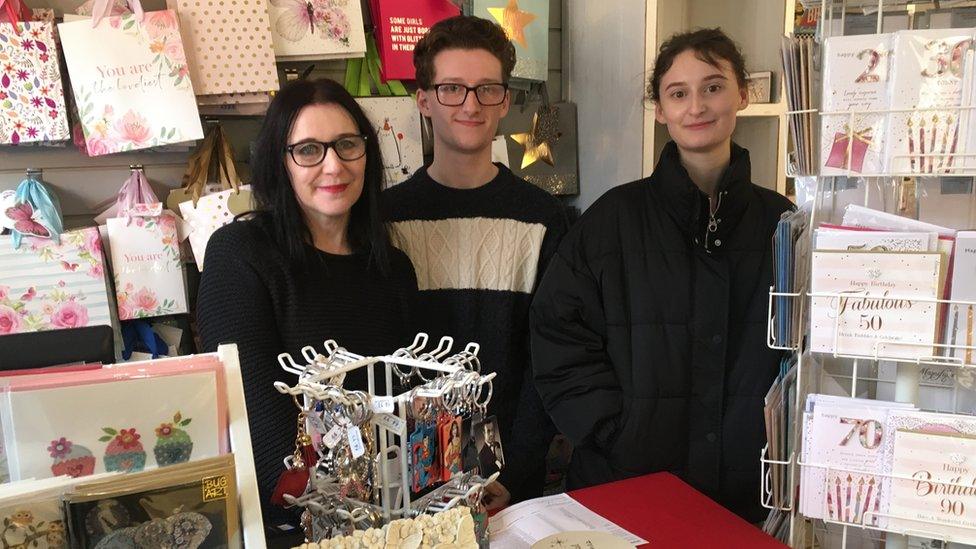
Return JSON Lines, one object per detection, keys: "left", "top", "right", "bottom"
{"left": 383, "top": 15, "right": 567, "bottom": 509}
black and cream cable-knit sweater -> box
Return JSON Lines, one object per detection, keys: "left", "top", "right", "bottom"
{"left": 196, "top": 214, "right": 416, "bottom": 527}
{"left": 383, "top": 164, "right": 568, "bottom": 502}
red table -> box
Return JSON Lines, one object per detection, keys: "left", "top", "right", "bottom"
{"left": 568, "top": 473, "right": 788, "bottom": 548}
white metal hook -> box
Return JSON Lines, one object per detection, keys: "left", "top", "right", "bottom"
{"left": 430, "top": 336, "right": 454, "bottom": 359}
{"left": 464, "top": 342, "right": 479, "bottom": 356}
{"left": 407, "top": 332, "right": 429, "bottom": 354}
{"left": 277, "top": 352, "right": 305, "bottom": 376}
{"left": 301, "top": 345, "right": 320, "bottom": 364}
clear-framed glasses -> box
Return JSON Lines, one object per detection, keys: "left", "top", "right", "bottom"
{"left": 431, "top": 82, "right": 509, "bottom": 107}
{"left": 285, "top": 135, "right": 368, "bottom": 167}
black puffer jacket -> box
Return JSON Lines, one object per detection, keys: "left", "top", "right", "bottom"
{"left": 530, "top": 142, "right": 792, "bottom": 521}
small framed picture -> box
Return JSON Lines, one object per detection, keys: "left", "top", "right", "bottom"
{"left": 747, "top": 71, "right": 773, "bottom": 103}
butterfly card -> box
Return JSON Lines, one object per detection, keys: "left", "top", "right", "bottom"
{"left": 268, "top": 0, "right": 367, "bottom": 60}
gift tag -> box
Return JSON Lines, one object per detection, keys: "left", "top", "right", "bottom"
{"left": 322, "top": 425, "right": 344, "bottom": 449}
{"left": 371, "top": 396, "right": 395, "bottom": 414}
{"left": 307, "top": 413, "right": 329, "bottom": 435}
{"left": 415, "top": 388, "right": 442, "bottom": 398}
{"left": 373, "top": 413, "right": 407, "bottom": 435}
{"left": 0, "top": 190, "right": 17, "bottom": 230}
{"left": 348, "top": 426, "right": 366, "bottom": 459}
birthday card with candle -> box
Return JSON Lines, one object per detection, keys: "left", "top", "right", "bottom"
{"left": 884, "top": 28, "right": 976, "bottom": 175}
{"left": 820, "top": 34, "right": 892, "bottom": 175}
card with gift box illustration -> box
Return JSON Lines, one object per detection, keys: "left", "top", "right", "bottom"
{"left": 820, "top": 34, "right": 892, "bottom": 175}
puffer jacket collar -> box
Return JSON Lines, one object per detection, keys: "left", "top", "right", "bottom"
{"left": 650, "top": 141, "right": 753, "bottom": 252}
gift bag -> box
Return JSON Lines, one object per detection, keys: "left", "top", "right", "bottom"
{"left": 168, "top": 124, "right": 254, "bottom": 271}
{"left": 168, "top": 0, "right": 279, "bottom": 99}
{"left": 57, "top": 4, "right": 204, "bottom": 156}
{"left": 106, "top": 169, "right": 188, "bottom": 320}
{"left": 0, "top": 227, "right": 112, "bottom": 336}
{"left": 499, "top": 98, "right": 580, "bottom": 195}
{"left": 369, "top": 0, "right": 459, "bottom": 82}
{"left": 469, "top": 0, "right": 549, "bottom": 82}
{"left": 0, "top": 20, "right": 70, "bottom": 145}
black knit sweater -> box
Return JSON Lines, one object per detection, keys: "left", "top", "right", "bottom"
{"left": 196, "top": 215, "right": 416, "bottom": 527}
{"left": 383, "top": 164, "right": 568, "bottom": 502}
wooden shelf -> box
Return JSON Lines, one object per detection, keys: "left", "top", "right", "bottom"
{"left": 738, "top": 102, "right": 786, "bottom": 118}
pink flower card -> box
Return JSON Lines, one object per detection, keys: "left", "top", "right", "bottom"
{"left": 0, "top": 21, "right": 70, "bottom": 145}
{"left": 0, "top": 228, "right": 112, "bottom": 336}
{"left": 57, "top": 11, "right": 203, "bottom": 156}
{"left": 106, "top": 210, "right": 187, "bottom": 320}
{"left": 267, "top": 0, "right": 366, "bottom": 60}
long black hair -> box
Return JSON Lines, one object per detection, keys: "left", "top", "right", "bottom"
{"left": 250, "top": 78, "right": 391, "bottom": 274}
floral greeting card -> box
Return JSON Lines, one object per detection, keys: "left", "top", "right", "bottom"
{"left": 57, "top": 11, "right": 203, "bottom": 156}
{"left": 0, "top": 228, "right": 112, "bottom": 336}
{"left": 106, "top": 211, "right": 187, "bottom": 320}
{"left": 0, "top": 21, "right": 70, "bottom": 145}
{"left": 1, "top": 371, "right": 221, "bottom": 482}
{"left": 268, "top": 0, "right": 366, "bottom": 60}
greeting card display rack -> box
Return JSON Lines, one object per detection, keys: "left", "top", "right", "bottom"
{"left": 273, "top": 333, "right": 498, "bottom": 541}
{"left": 762, "top": 2, "right": 976, "bottom": 548}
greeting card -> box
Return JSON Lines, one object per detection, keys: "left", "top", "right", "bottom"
{"left": 810, "top": 251, "right": 943, "bottom": 359}
{"left": 471, "top": 0, "right": 549, "bottom": 82}
{"left": 0, "top": 21, "right": 70, "bottom": 145}
{"left": 820, "top": 34, "right": 892, "bottom": 175}
{"left": 947, "top": 231, "right": 976, "bottom": 363}
{"left": 64, "top": 454, "right": 238, "bottom": 548}
{"left": 356, "top": 96, "right": 422, "bottom": 187}
{"left": 370, "top": 0, "right": 460, "bottom": 82}
{"left": 1, "top": 371, "right": 222, "bottom": 482}
{"left": 268, "top": 0, "right": 366, "bottom": 61}
{"left": 887, "top": 429, "right": 976, "bottom": 542}
{"left": 814, "top": 227, "right": 938, "bottom": 253}
{"left": 799, "top": 395, "right": 912, "bottom": 526}
{"left": 884, "top": 29, "right": 976, "bottom": 174}
{"left": 106, "top": 210, "right": 187, "bottom": 320}
{"left": 0, "top": 228, "right": 112, "bottom": 336}
{"left": 57, "top": 12, "right": 204, "bottom": 156}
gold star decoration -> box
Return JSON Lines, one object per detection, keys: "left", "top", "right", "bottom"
{"left": 487, "top": 0, "right": 536, "bottom": 48}
{"left": 510, "top": 110, "right": 557, "bottom": 169}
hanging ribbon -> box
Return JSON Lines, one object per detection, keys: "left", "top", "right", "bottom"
{"left": 834, "top": 125, "right": 874, "bottom": 147}
{"left": 115, "top": 168, "right": 160, "bottom": 225}
{"left": 88, "top": 0, "right": 143, "bottom": 28}
{"left": 344, "top": 33, "right": 409, "bottom": 98}
{"left": 120, "top": 319, "right": 169, "bottom": 360}
{"left": 10, "top": 174, "right": 63, "bottom": 249}
{"left": 0, "top": 0, "right": 33, "bottom": 35}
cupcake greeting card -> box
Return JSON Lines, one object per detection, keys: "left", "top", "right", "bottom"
{"left": 1, "top": 372, "right": 222, "bottom": 482}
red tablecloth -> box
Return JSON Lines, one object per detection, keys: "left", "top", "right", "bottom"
{"left": 568, "top": 473, "right": 788, "bottom": 548}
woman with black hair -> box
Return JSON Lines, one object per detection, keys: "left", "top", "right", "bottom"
{"left": 196, "top": 78, "right": 417, "bottom": 530}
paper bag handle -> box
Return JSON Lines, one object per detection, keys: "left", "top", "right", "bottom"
{"left": 90, "top": 0, "right": 143, "bottom": 27}
{"left": 179, "top": 123, "right": 242, "bottom": 208}
{"left": 11, "top": 174, "right": 63, "bottom": 249}
{"left": 0, "top": 0, "right": 34, "bottom": 34}
{"left": 115, "top": 168, "right": 160, "bottom": 225}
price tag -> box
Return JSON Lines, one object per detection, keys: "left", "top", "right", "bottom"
{"left": 415, "top": 388, "right": 442, "bottom": 398}
{"left": 372, "top": 413, "right": 407, "bottom": 435}
{"left": 307, "top": 413, "right": 329, "bottom": 434}
{"left": 322, "top": 425, "right": 344, "bottom": 449}
{"left": 371, "top": 396, "right": 395, "bottom": 414}
{"left": 348, "top": 426, "right": 365, "bottom": 458}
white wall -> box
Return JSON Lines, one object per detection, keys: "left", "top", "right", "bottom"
{"left": 564, "top": 0, "right": 649, "bottom": 212}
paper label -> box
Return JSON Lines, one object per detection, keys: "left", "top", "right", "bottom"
{"left": 307, "top": 413, "right": 329, "bottom": 435}
{"left": 371, "top": 396, "right": 395, "bottom": 414}
{"left": 348, "top": 426, "right": 365, "bottom": 458}
{"left": 415, "top": 388, "right": 442, "bottom": 398}
{"left": 372, "top": 413, "right": 406, "bottom": 435}
{"left": 322, "top": 425, "right": 343, "bottom": 449}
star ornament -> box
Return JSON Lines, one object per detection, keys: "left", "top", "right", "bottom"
{"left": 487, "top": 0, "right": 536, "bottom": 48}
{"left": 510, "top": 112, "right": 556, "bottom": 169}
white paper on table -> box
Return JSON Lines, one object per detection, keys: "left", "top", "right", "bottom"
{"left": 488, "top": 493, "right": 647, "bottom": 548}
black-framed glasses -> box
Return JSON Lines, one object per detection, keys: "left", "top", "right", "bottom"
{"left": 431, "top": 83, "right": 509, "bottom": 106}
{"left": 284, "top": 135, "right": 367, "bottom": 167}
